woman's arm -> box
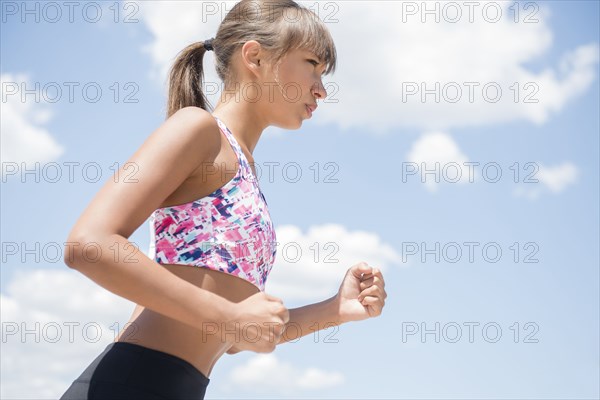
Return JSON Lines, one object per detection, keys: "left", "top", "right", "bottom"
{"left": 64, "top": 106, "right": 230, "bottom": 332}
{"left": 275, "top": 263, "right": 387, "bottom": 347}
{"left": 226, "top": 263, "right": 386, "bottom": 354}
{"left": 225, "top": 294, "right": 341, "bottom": 354}
{"left": 66, "top": 232, "right": 233, "bottom": 332}
{"left": 276, "top": 295, "right": 343, "bottom": 345}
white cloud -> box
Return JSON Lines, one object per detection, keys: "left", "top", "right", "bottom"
{"left": 225, "top": 353, "right": 345, "bottom": 395}
{"left": 135, "top": 1, "right": 598, "bottom": 132}
{"left": 1, "top": 73, "right": 64, "bottom": 178}
{"left": 406, "top": 131, "right": 471, "bottom": 192}
{"left": 406, "top": 134, "right": 580, "bottom": 197}
{"left": 322, "top": 1, "right": 599, "bottom": 132}
{"left": 265, "top": 223, "right": 402, "bottom": 302}
{"left": 0, "top": 268, "right": 135, "bottom": 399}
{"left": 513, "top": 161, "right": 579, "bottom": 199}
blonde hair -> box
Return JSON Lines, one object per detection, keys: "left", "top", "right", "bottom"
{"left": 165, "top": 0, "right": 337, "bottom": 119}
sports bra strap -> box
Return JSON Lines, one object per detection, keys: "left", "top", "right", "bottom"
{"left": 213, "top": 116, "right": 254, "bottom": 179}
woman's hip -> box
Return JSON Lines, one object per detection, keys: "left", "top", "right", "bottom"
{"left": 59, "top": 341, "right": 210, "bottom": 399}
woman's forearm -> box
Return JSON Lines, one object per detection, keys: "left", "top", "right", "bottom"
{"left": 276, "top": 294, "right": 343, "bottom": 345}
{"left": 64, "top": 233, "right": 234, "bottom": 333}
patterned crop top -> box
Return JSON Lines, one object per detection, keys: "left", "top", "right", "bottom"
{"left": 147, "top": 116, "right": 277, "bottom": 292}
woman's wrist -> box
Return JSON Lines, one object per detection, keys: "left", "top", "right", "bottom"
{"left": 190, "top": 289, "right": 237, "bottom": 332}
{"left": 327, "top": 294, "right": 346, "bottom": 326}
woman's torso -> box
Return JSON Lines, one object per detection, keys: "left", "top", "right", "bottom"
{"left": 114, "top": 115, "right": 261, "bottom": 379}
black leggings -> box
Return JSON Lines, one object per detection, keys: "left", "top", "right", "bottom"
{"left": 59, "top": 341, "right": 210, "bottom": 400}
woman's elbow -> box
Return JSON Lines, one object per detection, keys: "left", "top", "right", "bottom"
{"left": 63, "top": 230, "right": 96, "bottom": 269}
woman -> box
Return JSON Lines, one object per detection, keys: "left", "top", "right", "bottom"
{"left": 60, "top": 0, "right": 387, "bottom": 398}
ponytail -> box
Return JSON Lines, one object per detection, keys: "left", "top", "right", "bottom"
{"left": 165, "top": 40, "right": 212, "bottom": 119}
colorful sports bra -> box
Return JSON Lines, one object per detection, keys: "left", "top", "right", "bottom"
{"left": 147, "top": 116, "right": 277, "bottom": 292}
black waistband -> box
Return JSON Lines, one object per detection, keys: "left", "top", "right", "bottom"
{"left": 93, "top": 341, "right": 210, "bottom": 397}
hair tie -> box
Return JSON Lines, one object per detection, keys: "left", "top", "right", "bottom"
{"left": 203, "top": 38, "right": 214, "bottom": 52}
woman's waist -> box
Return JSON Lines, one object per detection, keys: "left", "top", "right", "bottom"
{"left": 113, "top": 325, "right": 226, "bottom": 379}
{"left": 115, "top": 264, "right": 261, "bottom": 376}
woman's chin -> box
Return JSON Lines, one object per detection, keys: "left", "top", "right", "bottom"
{"left": 276, "top": 118, "right": 304, "bottom": 131}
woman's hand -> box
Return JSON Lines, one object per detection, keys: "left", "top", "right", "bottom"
{"left": 222, "top": 291, "right": 289, "bottom": 354}
{"left": 335, "top": 262, "right": 387, "bottom": 323}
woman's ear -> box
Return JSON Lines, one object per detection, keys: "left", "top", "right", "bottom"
{"left": 241, "top": 40, "right": 263, "bottom": 72}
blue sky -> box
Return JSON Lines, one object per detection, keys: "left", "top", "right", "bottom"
{"left": 1, "top": 1, "right": 599, "bottom": 398}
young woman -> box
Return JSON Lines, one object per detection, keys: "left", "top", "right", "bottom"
{"left": 59, "top": 1, "right": 387, "bottom": 398}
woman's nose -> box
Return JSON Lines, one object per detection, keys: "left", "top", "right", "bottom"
{"left": 311, "top": 80, "right": 328, "bottom": 101}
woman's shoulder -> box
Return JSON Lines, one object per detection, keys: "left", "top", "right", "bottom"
{"left": 160, "top": 107, "right": 223, "bottom": 178}
{"left": 161, "top": 106, "right": 221, "bottom": 147}
{"left": 169, "top": 106, "right": 218, "bottom": 130}
{"left": 140, "top": 107, "right": 222, "bottom": 181}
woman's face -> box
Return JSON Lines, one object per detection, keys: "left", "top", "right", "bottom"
{"left": 264, "top": 48, "right": 328, "bottom": 129}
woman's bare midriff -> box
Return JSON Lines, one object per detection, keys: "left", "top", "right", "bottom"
{"left": 113, "top": 264, "right": 260, "bottom": 379}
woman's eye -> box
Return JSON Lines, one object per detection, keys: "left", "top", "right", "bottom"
{"left": 308, "top": 59, "right": 319, "bottom": 66}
